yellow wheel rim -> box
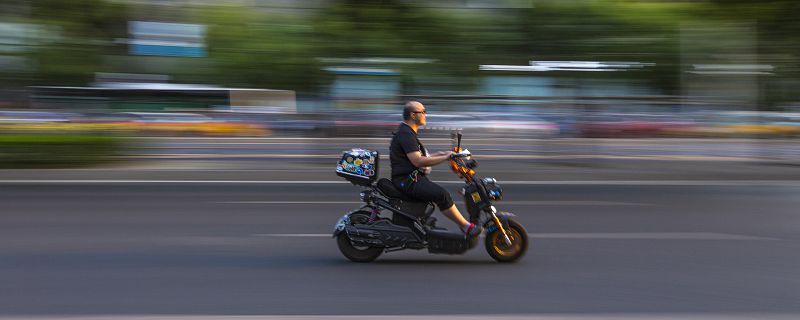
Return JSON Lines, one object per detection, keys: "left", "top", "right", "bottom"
{"left": 491, "top": 227, "right": 523, "bottom": 257}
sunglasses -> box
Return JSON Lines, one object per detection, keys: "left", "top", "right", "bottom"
{"left": 412, "top": 110, "right": 427, "bottom": 114}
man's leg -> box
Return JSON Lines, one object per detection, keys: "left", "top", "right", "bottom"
{"left": 441, "top": 204, "right": 470, "bottom": 228}
{"left": 442, "top": 203, "right": 482, "bottom": 238}
{"left": 406, "top": 177, "right": 473, "bottom": 230}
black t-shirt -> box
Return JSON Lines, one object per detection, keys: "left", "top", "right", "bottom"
{"left": 390, "top": 123, "right": 427, "bottom": 181}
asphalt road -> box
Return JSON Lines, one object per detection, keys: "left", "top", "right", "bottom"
{"left": 1, "top": 180, "right": 799, "bottom": 316}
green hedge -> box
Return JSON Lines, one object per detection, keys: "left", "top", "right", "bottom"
{"left": 0, "top": 135, "right": 125, "bottom": 168}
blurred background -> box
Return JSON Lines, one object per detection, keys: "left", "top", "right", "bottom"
{"left": 1, "top": 0, "right": 800, "bottom": 148}
{"left": 2, "top": 1, "right": 800, "bottom": 318}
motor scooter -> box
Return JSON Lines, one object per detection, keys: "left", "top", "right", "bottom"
{"left": 333, "top": 132, "right": 528, "bottom": 262}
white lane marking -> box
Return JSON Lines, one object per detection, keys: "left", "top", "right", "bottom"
{"left": 252, "top": 232, "right": 779, "bottom": 241}
{"left": 256, "top": 234, "right": 333, "bottom": 237}
{"left": 133, "top": 137, "right": 532, "bottom": 141}
{"left": 0, "top": 180, "right": 346, "bottom": 184}
{"left": 218, "top": 201, "right": 362, "bottom": 204}
{"left": 1, "top": 314, "right": 799, "bottom": 320}
{"left": 218, "top": 200, "right": 647, "bottom": 206}
{"left": 143, "top": 142, "right": 540, "bottom": 147}
{"left": 480, "top": 200, "right": 648, "bottom": 206}
{"left": 497, "top": 180, "right": 800, "bottom": 186}
{"left": 126, "top": 153, "right": 771, "bottom": 161}
{"left": 2, "top": 180, "right": 799, "bottom": 186}
{"left": 533, "top": 232, "right": 778, "bottom": 240}
{"left": 133, "top": 136, "right": 792, "bottom": 143}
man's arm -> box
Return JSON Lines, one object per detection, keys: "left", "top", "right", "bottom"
{"left": 407, "top": 150, "right": 452, "bottom": 168}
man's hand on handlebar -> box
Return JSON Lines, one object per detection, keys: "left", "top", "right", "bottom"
{"left": 450, "top": 149, "right": 471, "bottom": 159}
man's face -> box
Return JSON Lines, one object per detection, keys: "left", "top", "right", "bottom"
{"left": 411, "top": 104, "right": 427, "bottom": 126}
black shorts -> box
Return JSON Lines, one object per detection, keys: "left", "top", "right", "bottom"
{"left": 393, "top": 175, "right": 455, "bottom": 211}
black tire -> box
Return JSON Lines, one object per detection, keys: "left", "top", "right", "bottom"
{"left": 336, "top": 212, "right": 383, "bottom": 262}
{"left": 485, "top": 219, "right": 528, "bottom": 263}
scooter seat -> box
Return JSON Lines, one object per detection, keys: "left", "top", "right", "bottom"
{"left": 377, "top": 178, "right": 434, "bottom": 221}
{"left": 376, "top": 178, "right": 415, "bottom": 201}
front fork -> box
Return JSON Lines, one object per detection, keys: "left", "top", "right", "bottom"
{"left": 488, "top": 207, "right": 513, "bottom": 246}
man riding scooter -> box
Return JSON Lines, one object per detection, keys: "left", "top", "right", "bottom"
{"left": 389, "top": 101, "right": 482, "bottom": 238}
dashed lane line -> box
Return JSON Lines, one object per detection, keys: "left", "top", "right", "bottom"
{"left": 1, "top": 180, "right": 799, "bottom": 186}
{"left": 5, "top": 315, "right": 800, "bottom": 320}
{"left": 217, "top": 200, "right": 648, "bottom": 206}
{"left": 252, "top": 232, "right": 779, "bottom": 241}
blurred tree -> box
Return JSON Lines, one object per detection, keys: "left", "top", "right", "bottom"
{"left": 311, "top": 0, "right": 698, "bottom": 95}
{"left": 7, "top": 0, "right": 799, "bottom": 108}
{"left": 465, "top": 1, "right": 693, "bottom": 95}
{"left": 28, "top": 0, "right": 129, "bottom": 85}
{"left": 677, "top": 0, "right": 800, "bottom": 109}
{"left": 312, "top": 0, "right": 480, "bottom": 93}
{"left": 194, "top": 5, "right": 326, "bottom": 94}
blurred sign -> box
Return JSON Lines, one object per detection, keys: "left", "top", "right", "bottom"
{"left": 128, "top": 21, "right": 206, "bottom": 57}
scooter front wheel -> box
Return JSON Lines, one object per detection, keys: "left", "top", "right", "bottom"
{"left": 485, "top": 219, "right": 528, "bottom": 263}
{"left": 336, "top": 212, "right": 383, "bottom": 262}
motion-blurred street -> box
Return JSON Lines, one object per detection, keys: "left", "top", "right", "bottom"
{"left": 3, "top": 0, "right": 800, "bottom": 318}
{"left": 2, "top": 181, "right": 799, "bottom": 315}
{"left": 2, "top": 138, "right": 800, "bottom": 316}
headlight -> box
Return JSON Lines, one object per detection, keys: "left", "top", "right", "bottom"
{"left": 482, "top": 177, "right": 502, "bottom": 201}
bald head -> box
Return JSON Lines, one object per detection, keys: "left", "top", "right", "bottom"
{"left": 403, "top": 101, "right": 424, "bottom": 121}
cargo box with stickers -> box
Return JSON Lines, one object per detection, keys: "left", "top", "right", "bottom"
{"left": 336, "top": 149, "right": 379, "bottom": 186}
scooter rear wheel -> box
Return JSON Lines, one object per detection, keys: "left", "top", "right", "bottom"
{"left": 336, "top": 212, "right": 383, "bottom": 262}
{"left": 485, "top": 219, "right": 528, "bottom": 263}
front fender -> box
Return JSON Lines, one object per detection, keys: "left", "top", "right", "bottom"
{"left": 496, "top": 211, "right": 516, "bottom": 220}
{"left": 485, "top": 211, "right": 517, "bottom": 233}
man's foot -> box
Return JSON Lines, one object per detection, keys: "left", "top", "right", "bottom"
{"left": 463, "top": 222, "right": 483, "bottom": 238}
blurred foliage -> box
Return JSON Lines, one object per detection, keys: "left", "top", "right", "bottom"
{"left": 471, "top": 1, "right": 689, "bottom": 93}
{"left": 193, "top": 5, "right": 326, "bottom": 92}
{"left": 4, "top": 0, "right": 799, "bottom": 107}
{"left": 27, "top": 0, "right": 129, "bottom": 85}
{"left": 0, "top": 134, "right": 124, "bottom": 168}
{"left": 313, "top": 0, "right": 479, "bottom": 87}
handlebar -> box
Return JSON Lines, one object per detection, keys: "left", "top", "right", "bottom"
{"left": 449, "top": 133, "right": 477, "bottom": 182}
{"left": 450, "top": 148, "right": 471, "bottom": 160}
